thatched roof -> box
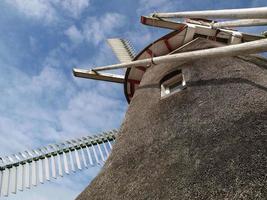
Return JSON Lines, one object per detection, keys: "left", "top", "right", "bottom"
{"left": 77, "top": 39, "right": 267, "bottom": 200}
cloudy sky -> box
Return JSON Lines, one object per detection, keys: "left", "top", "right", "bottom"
{"left": 0, "top": 0, "right": 266, "bottom": 199}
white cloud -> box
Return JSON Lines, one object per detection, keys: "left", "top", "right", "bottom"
{"left": 0, "top": 47, "right": 126, "bottom": 198}
{"left": 29, "top": 36, "right": 38, "bottom": 52}
{"left": 0, "top": 38, "right": 126, "bottom": 153}
{"left": 137, "top": 0, "right": 177, "bottom": 15}
{"left": 0, "top": 60, "right": 125, "bottom": 198}
{"left": 5, "top": 0, "right": 57, "bottom": 23}
{"left": 64, "top": 25, "right": 84, "bottom": 44}
{"left": 0, "top": 65, "right": 69, "bottom": 152}
{"left": 59, "top": 88, "right": 125, "bottom": 138}
{"left": 59, "top": 0, "right": 90, "bottom": 18}
{"left": 124, "top": 29, "right": 152, "bottom": 51}
{"left": 65, "top": 13, "right": 127, "bottom": 46}
{"left": 5, "top": 0, "right": 90, "bottom": 24}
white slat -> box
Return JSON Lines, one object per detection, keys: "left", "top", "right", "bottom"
{"left": 69, "top": 152, "right": 76, "bottom": 172}
{"left": 9, "top": 166, "right": 17, "bottom": 194}
{"left": 81, "top": 148, "right": 88, "bottom": 168}
{"left": 74, "top": 150, "right": 82, "bottom": 170}
{"left": 57, "top": 155, "right": 63, "bottom": 177}
{"left": 24, "top": 162, "right": 30, "bottom": 189}
{"left": 31, "top": 161, "right": 37, "bottom": 186}
{"left": 38, "top": 160, "right": 44, "bottom": 184}
{"left": 50, "top": 156, "right": 57, "bottom": 179}
{"left": 0, "top": 170, "right": 3, "bottom": 196}
{"left": 107, "top": 140, "right": 113, "bottom": 150}
{"left": 97, "top": 143, "right": 105, "bottom": 162}
{"left": 6, "top": 156, "right": 17, "bottom": 195}
{"left": 44, "top": 157, "right": 50, "bottom": 181}
{"left": 86, "top": 146, "right": 94, "bottom": 166}
{"left": 62, "top": 152, "right": 69, "bottom": 175}
{"left": 102, "top": 141, "right": 110, "bottom": 158}
{"left": 91, "top": 144, "right": 100, "bottom": 165}
{"left": 26, "top": 150, "right": 34, "bottom": 189}
{"left": 32, "top": 150, "right": 40, "bottom": 186}
{"left": 17, "top": 164, "right": 24, "bottom": 191}
{"left": 1, "top": 169, "right": 10, "bottom": 196}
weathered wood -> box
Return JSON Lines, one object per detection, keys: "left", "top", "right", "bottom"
{"left": 73, "top": 68, "right": 124, "bottom": 83}
{"left": 213, "top": 19, "right": 267, "bottom": 28}
{"left": 152, "top": 7, "right": 267, "bottom": 19}
{"left": 140, "top": 16, "right": 185, "bottom": 30}
{"left": 91, "top": 38, "right": 267, "bottom": 71}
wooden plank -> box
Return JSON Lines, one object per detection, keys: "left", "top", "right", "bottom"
{"left": 31, "top": 161, "right": 37, "bottom": 186}
{"left": 81, "top": 148, "right": 88, "bottom": 168}
{"left": 73, "top": 69, "right": 124, "bottom": 83}
{"left": 97, "top": 144, "right": 105, "bottom": 162}
{"left": 74, "top": 150, "right": 82, "bottom": 170}
{"left": 1, "top": 169, "right": 10, "bottom": 196}
{"left": 141, "top": 16, "right": 186, "bottom": 30}
{"left": 9, "top": 167, "right": 17, "bottom": 194}
{"left": 44, "top": 157, "right": 50, "bottom": 181}
{"left": 50, "top": 156, "right": 57, "bottom": 179}
{"left": 57, "top": 155, "right": 63, "bottom": 177}
{"left": 17, "top": 165, "right": 24, "bottom": 191}
{"left": 38, "top": 160, "right": 44, "bottom": 184}
{"left": 92, "top": 38, "right": 267, "bottom": 72}
{"left": 102, "top": 142, "right": 110, "bottom": 158}
{"left": 63, "top": 152, "right": 69, "bottom": 175}
{"left": 152, "top": 7, "right": 267, "bottom": 19}
{"left": 213, "top": 19, "right": 267, "bottom": 28}
{"left": 0, "top": 170, "right": 3, "bottom": 196}
{"left": 86, "top": 146, "right": 94, "bottom": 166}
{"left": 91, "top": 145, "right": 100, "bottom": 165}
{"left": 107, "top": 140, "right": 113, "bottom": 150}
{"left": 24, "top": 163, "right": 30, "bottom": 188}
{"left": 69, "top": 152, "right": 76, "bottom": 173}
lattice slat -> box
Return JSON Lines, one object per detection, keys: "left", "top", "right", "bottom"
{"left": 0, "top": 130, "right": 117, "bottom": 197}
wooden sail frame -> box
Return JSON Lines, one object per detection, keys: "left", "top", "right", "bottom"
{"left": 151, "top": 7, "right": 267, "bottom": 19}
{"left": 74, "top": 8, "right": 267, "bottom": 102}
{"left": 0, "top": 130, "right": 117, "bottom": 197}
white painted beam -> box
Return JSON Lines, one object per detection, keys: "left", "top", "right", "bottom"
{"left": 73, "top": 69, "right": 124, "bottom": 83}
{"left": 140, "top": 16, "right": 186, "bottom": 30}
{"left": 152, "top": 7, "right": 267, "bottom": 19}
{"left": 213, "top": 19, "right": 267, "bottom": 28}
{"left": 91, "top": 38, "right": 267, "bottom": 72}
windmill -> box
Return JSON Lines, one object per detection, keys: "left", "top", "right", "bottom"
{"left": 75, "top": 7, "right": 267, "bottom": 200}
{"left": 0, "top": 6, "right": 267, "bottom": 199}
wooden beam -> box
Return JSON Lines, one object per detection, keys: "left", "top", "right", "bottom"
{"left": 140, "top": 16, "right": 185, "bottom": 30}
{"left": 90, "top": 38, "right": 267, "bottom": 72}
{"left": 141, "top": 16, "right": 264, "bottom": 42}
{"left": 73, "top": 68, "right": 124, "bottom": 83}
{"left": 152, "top": 7, "right": 267, "bottom": 19}
{"left": 213, "top": 19, "right": 267, "bottom": 28}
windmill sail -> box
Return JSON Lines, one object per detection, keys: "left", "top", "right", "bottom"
{"left": 0, "top": 130, "right": 117, "bottom": 197}
{"left": 107, "top": 38, "right": 136, "bottom": 63}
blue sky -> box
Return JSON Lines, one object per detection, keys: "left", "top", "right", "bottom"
{"left": 0, "top": 0, "right": 266, "bottom": 199}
